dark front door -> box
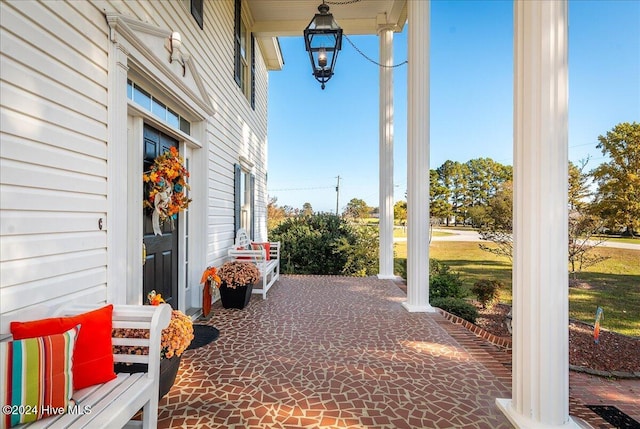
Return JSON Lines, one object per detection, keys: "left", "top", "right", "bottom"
{"left": 143, "top": 124, "right": 179, "bottom": 308}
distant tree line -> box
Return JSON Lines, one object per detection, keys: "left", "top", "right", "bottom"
{"left": 267, "top": 197, "right": 376, "bottom": 231}
{"left": 393, "top": 122, "right": 639, "bottom": 238}
{"left": 270, "top": 122, "right": 638, "bottom": 238}
{"left": 430, "top": 157, "right": 513, "bottom": 227}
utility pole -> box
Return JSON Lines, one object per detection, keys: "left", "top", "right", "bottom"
{"left": 335, "top": 175, "right": 341, "bottom": 215}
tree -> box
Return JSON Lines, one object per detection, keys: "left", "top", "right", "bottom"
{"left": 436, "top": 161, "right": 469, "bottom": 225}
{"left": 430, "top": 169, "right": 452, "bottom": 222}
{"left": 590, "top": 122, "right": 640, "bottom": 236}
{"left": 568, "top": 211, "right": 609, "bottom": 276}
{"left": 394, "top": 200, "right": 407, "bottom": 226}
{"left": 465, "top": 158, "right": 512, "bottom": 207}
{"left": 467, "top": 205, "right": 489, "bottom": 228}
{"left": 568, "top": 158, "right": 609, "bottom": 276}
{"left": 343, "top": 198, "right": 370, "bottom": 221}
{"left": 569, "top": 159, "right": 592, "bottom": 211}
{"left": 479, "top": 171, "right": 610, "bottom": 275}
{"left": 267, "top": 197, "right": 287, "bottom": 232}
{"left": 478, "top": 181, "right": 513, "bottom": 261}
{"left": 302, "top": 202, "right": 313, "bottom": 216}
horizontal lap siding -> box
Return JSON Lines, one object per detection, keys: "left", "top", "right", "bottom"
{"left": 192, "top": 0, "right": 270, "bottom": 258}
{"left": 107, "top": 0, "right": 270, "bottom": 261}
{"left": 0, "top": 0, "right": 271, "bottom": 329}
{"left": 0, "top": 0, "right": 109, "bottom": 327}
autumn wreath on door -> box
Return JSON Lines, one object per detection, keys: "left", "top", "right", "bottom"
{"left": 143, "top": 147, "right": 191, "bottom": 235}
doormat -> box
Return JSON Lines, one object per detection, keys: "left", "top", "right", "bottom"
{"left": 187, "top": 325, "right": 220, "bottom": 351}
{"left": 586, "top": 405, "right": 640, "bottom": 429}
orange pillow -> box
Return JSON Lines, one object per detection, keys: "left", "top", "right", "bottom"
{"left": 10, "top": 304, "right": 116, "bottom": 390}
{"left": 252, "top": 242, "right": 271, "bottom": 261}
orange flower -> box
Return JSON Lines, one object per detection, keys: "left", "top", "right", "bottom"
{"left": 147, "top": 290, "right": 165, "bottom": 306}
{"left": 143, "top": 148, "right": 191, "bottom": 226}
{"left": 200, "top": 266, "right": 221, "bottom": 287}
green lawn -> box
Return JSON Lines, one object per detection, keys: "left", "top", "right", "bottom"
{"left": 394, "top": 240, "right": 640, "bottom": 337}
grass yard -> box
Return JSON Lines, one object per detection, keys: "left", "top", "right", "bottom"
{"left": 394, "top": 240, "right": 640, "bottom": 337}
{"left": 594, "top": 235, "right": 640, "bottom": 244}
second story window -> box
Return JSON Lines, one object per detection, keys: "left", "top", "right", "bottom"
{"left": 191, "top": 0, "right": 203, "bottom": 29}
{"left": 234, "top": 0, "right": 256, "bottom": 109}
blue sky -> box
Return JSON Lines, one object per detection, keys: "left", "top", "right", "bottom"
{"left": 267, "top": 0, "right": 640, "bottom": 214}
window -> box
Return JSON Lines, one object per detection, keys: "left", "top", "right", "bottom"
{"left": 191, "top": 0, "right": 203, "bottom": 29}
{"left": 234, "top": 0, "right": 256, "bottom": 108}
{"left": 127, "top": 80, "right": 191, "bottom": 134}
{"left": 234, "top": 164, "right": 255, "bottom": 239}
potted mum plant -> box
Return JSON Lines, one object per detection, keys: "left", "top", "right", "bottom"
{"left": 217, "top": 261, "right": 260, "bottom": 309}
{"left": 113, "top": 291, "right": 194, "bottom": 399}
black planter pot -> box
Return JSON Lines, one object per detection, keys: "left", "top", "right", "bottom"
{"left": 158, "top": 355, "right": 181, "bottom": 399}
{"left": 114, "top": 355, "right": 181, "bottom": 400}
{"left": 219, "top": 281, "right": 253, "bottom": 309}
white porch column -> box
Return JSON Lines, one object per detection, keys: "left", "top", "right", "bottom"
{"left": 403, "top": 0, "right": 433, "bottom": 313}
{"left": 378, "top": 25, "right": 395, "bottom": 280}
{"left": 496, "top": 1, "right": 578, "bottom": 427}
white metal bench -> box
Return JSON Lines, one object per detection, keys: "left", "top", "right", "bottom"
{"left": 227, "top": 229, "right": 281, "bottom": 299}
{"left": 3, "top": 303, "right": 171, "bottom": 429}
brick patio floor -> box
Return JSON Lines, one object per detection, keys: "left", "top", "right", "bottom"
{"left": 158, "top": 275, "right": 639, "bottom": 428}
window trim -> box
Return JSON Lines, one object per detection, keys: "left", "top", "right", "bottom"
{"left": 234, "top": 163, "right": 255, "bottom": 240}
{"left": 234, "top": 0, "right": 242, "bottom": 87}
{"left": 234, "top": 0, "right": 256, "bottom": 108}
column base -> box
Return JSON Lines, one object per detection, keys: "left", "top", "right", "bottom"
{"left": 401, "top": 301, "right": 436, "bottom": 313}
{"left": 496, "top": 399, "right": 585, "bottom": 429}
{"left": 377, "top": 274, "right": 400, "bottom": 280}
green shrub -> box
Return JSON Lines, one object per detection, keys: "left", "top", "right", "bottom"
{"left": 429, "top": 259, "right": 466, "bottom": 299}
{"left": 335, "top": 224, "right": 379, "bottom": 276}
{"left": 394, "top": 258, "right": 407, "bottom": 279}
{"left": 431, "top": 297, "right": 478, "bottom": 323}
{"left": 393, "top": 258, "right": 466, "bottom": 299}
{"left": 471, "top": 279, "right": 504, "bottom": 308}
{"left": 268, "top": 214, "right": 378, "bottom": 276}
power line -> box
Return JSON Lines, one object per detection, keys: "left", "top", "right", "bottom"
{"left": 268, "top": 186, "right": 335, "bottom": 192}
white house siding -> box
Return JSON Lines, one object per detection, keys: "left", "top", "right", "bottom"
{"left": 0, "top": 0, "right": 110, "bottom": 331}
{"left": 0, "top": 0, "right": 272, "bottom": 331}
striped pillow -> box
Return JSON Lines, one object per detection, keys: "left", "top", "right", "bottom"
{"left": 0, "top": 325, "right": 79, "bottom": 428}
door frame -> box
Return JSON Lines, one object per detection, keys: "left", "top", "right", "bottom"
{"left": 127, "top": 107, "right": 205, "bottom": 313}
{"left": 106, "top": 12, "right": 213, "bottom": 312}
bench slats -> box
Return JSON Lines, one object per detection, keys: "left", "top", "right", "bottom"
{"left": 67, "top": 374, "right": 152, "bottom": 429}
{"left": 228, "top": 229, "right": 281, "bottom": 299}
{"left": 7, "top": 304, "right": 170, "bottom": 429}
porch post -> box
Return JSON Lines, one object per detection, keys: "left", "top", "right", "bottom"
{"left": 496, "top": 1, "right": 578, "bottom": 427}
{"left": 403, "top": 0, "right": 433, "bottom": 313}
{"left": 377, "top": 24, "right": 395, "bottom": 280}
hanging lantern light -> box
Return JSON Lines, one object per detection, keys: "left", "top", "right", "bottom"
{"left": 303, "top": 1, "right": 343, "bottom": 89}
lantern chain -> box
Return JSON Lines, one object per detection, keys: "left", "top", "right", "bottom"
{"left": 344, "top": 35, "right": 408, "bottom": 68}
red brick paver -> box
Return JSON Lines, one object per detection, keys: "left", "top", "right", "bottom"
{"left": 157, "top": 275, "right": 639, "bottom": 428}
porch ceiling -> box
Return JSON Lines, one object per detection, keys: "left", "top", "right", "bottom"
{"left": 246, "top": 0, "right": 407, "bottom": 70}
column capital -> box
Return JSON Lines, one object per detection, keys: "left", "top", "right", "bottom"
{"left": 377, "top": 24, "right": 397, "bottom": 35}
